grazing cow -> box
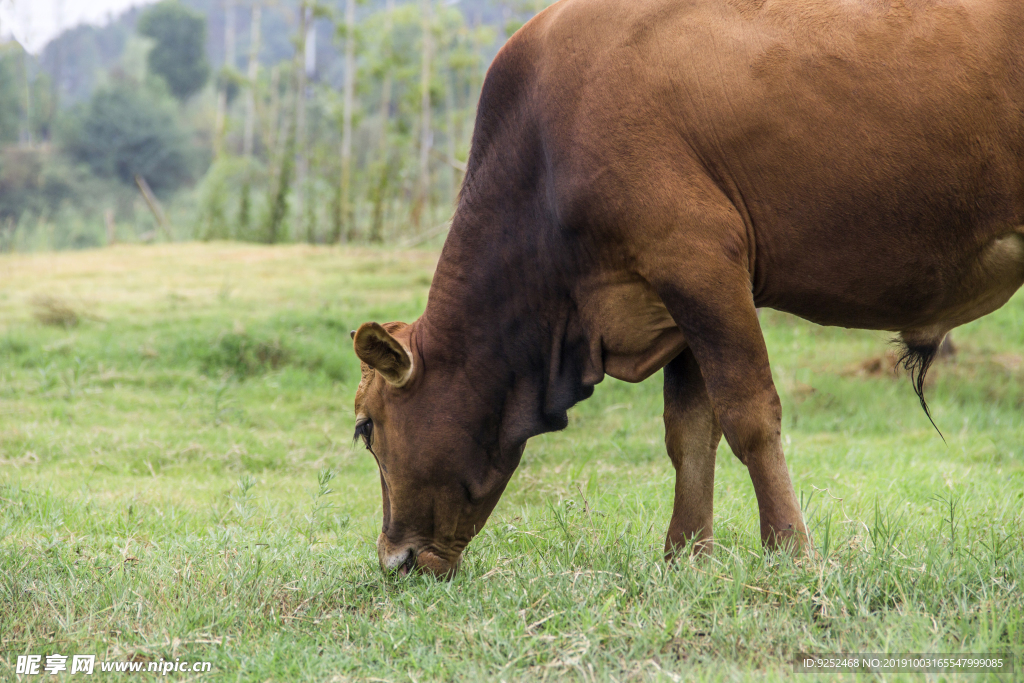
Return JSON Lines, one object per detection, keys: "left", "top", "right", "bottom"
{"left": 352, "top": 0, "right": 1024, "bottom": 577}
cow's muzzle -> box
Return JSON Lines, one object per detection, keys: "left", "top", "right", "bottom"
{"left": 377, "top": 533, "right": 461, "bottom": 579}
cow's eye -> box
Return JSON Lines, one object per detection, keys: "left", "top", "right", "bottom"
{"left": 354, "top": 419, "right": 373, "bottom": 449}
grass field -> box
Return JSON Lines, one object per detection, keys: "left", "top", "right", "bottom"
{"left": 1, "top": 243, "right": 1021, "bottom": 682}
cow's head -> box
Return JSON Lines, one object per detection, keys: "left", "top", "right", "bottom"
{"left": 351, "top": 320, "right": 517, "bottom": 578}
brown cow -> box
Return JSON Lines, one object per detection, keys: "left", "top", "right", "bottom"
{"left": 352, "top": 0, "right": 1024, "bottom": 577}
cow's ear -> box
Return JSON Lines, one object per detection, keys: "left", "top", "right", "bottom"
{"left": 353, "top": 322, "right": 413, "bottom": 387}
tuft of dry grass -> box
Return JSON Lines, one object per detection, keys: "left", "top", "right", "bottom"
{"left": 29, "top": 294, "right": 81, "bottom": 328}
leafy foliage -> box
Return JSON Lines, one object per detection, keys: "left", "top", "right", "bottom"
{"left": 61, "top": 79, "right": 199, "bottom": 194}
{"left": 138, "top": 0, "right": 211, "bottom": 101}
{"left": 0, "top": 43, "right": 58, "bottom": 145}
{"left": 9, "top": 0, "right": 550, "bottom": 248}
{"left": 0, "top": 148, "right": 80, "bottom": 221}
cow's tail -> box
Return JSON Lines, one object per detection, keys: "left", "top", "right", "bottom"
{"left": 894, "top": 340, "right": 945, "bottom": 442}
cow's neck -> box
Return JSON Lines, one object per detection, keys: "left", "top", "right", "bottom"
{"left": 418, "top": 208, "right": 599, "bottom": 455}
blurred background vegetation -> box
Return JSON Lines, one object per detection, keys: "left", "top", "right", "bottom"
{"left": 0, "top": 0, "right": 552, "bottom": 252}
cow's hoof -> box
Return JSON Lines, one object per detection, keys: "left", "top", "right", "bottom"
{"left": 664, "top": 536, "right": 714, "bottom": 563}
{"left": 762, "top": 524, "right": 812, "bottom": 556}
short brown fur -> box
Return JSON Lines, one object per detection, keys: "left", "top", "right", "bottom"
{"left": 354, "top": 0, "right": 1024, "bottom": 577}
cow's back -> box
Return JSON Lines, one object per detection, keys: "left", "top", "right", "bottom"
{"left": 495, "top": 0, "right": 1024, "bottom": 329}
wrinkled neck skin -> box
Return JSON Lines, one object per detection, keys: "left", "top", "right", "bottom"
{"left": 405, "top": 33, "right": 613, "bottom": 544}
{"left": 414, "top": 204, "right": 600, "bottom": 514}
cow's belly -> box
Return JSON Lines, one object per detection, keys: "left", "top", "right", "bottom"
{"left": 903, "top": 231, "right": 1024, "bottom": 343}
{"left": 578, "top": 272, "right": 687, "bottom": 383}
{"left": 762, "top": 229, "right": 1024, "bottom": 340}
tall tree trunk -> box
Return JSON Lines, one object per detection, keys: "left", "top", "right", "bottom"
{"left": 335, "top": 0, "right": 357, "bottom": 243}
{"left": 243, "top": 5, "right": 262, "bottom": 159}
{"left": 264, "top": 71, "right": 297, "bottom": 244}
{"left": 266, "top": 120, "right": 295, "bottom": 244}
{"left": 295, "top": 4, "right": 310, "bottom": 241}
{"left": 239, "top": 173, "right": 252, "bottom": 235}
{"left": 444, "top": 68, "right": 460, "bottom": 200}
{"left": 215, "top": 0, "right": 236, "bottom": 157}
{"left": 304, "top": 9, "right": 318, "bottom": 241}
{"left": 471, "top": 9, "right": 486, "bottom": 100}
{"left": 21, "top": 49, "right": 32, "bottom": 146}
{"left": 263, "top": 38, "right": 300, "bottom": 246}
{"left": 368, "top": 0, "right": 394, "bottom": 244}
{"left": 215, "top": 106, "right": 228, "bottom": 149}
{"left": 411, "top": 0, "right": 433, "bottom": 231}
{"left": 239, "top": 4, "right": 261, "bottom": 234}
{"left": 53, "top": 0, "right": 64, "bottom": 117}
{"left": 225, "top": 0, "right": 236, "bottom": 69}
{"left": 267, "top": 65, "right": 281, "bottom": 157}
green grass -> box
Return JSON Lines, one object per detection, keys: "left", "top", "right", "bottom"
{"left": 1, "top": 243, "right": 1022, "bottom": 681}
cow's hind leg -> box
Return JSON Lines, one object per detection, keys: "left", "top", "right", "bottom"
{"left": 663, "top": 347, "right": 723, "bottom": 560}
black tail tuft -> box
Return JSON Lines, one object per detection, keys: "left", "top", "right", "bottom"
{"left": 894, "top": 340, "right": 945, "bottom": 442}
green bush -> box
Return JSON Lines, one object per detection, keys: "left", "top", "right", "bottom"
{"left": 60, "top": 78, "right": 200, "bottom": 195}
{"left": 195, "top": 156, "right": 266, "bottom": 241}
{"left": 0, "top": 148, "right": 101, "bottom": 221}
{"left": 0, "top": 146, "right": 148, "bottom": 250}
{"left": 199, "top": 331, "right": 289, "bottom": 377}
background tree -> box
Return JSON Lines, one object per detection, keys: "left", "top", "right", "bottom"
{"left": 138, "top": 0, "right": 212, "bottom": 102}
{"left": 61, "top": 79, "right": 198, "bottom": 194}
{"left": 335, "top": 0, "right": 358, "bottom": 243}
{"left": 365, "top": 0, "right": 394, "bottom": 243}
{"left": 2, "top": 0, "right": 553, "bottom": 250}
{"left": 262, "top": 59, "right": 297, "bottom": 244}
{"left": 0, "top": 45, "right": 25, "bottom": 143}
{"left": 214, "top": 0, "right": 238, "bottom": 156}
{"left": 239, "top": 4, "right": 263, "bottom": 233}
{"left": 411, "top": 0, "right": 432, "bottom": 230}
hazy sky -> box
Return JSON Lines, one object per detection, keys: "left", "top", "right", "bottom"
{"left": 0, "top": 0, "right": 158, "bottom": 53}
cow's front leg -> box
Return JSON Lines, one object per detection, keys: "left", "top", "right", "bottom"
{"left": 645, "top": 252, "right": 809, "bottom": 552}
{"left": 663, "top": 347, "right": 722, "bottom": 560}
